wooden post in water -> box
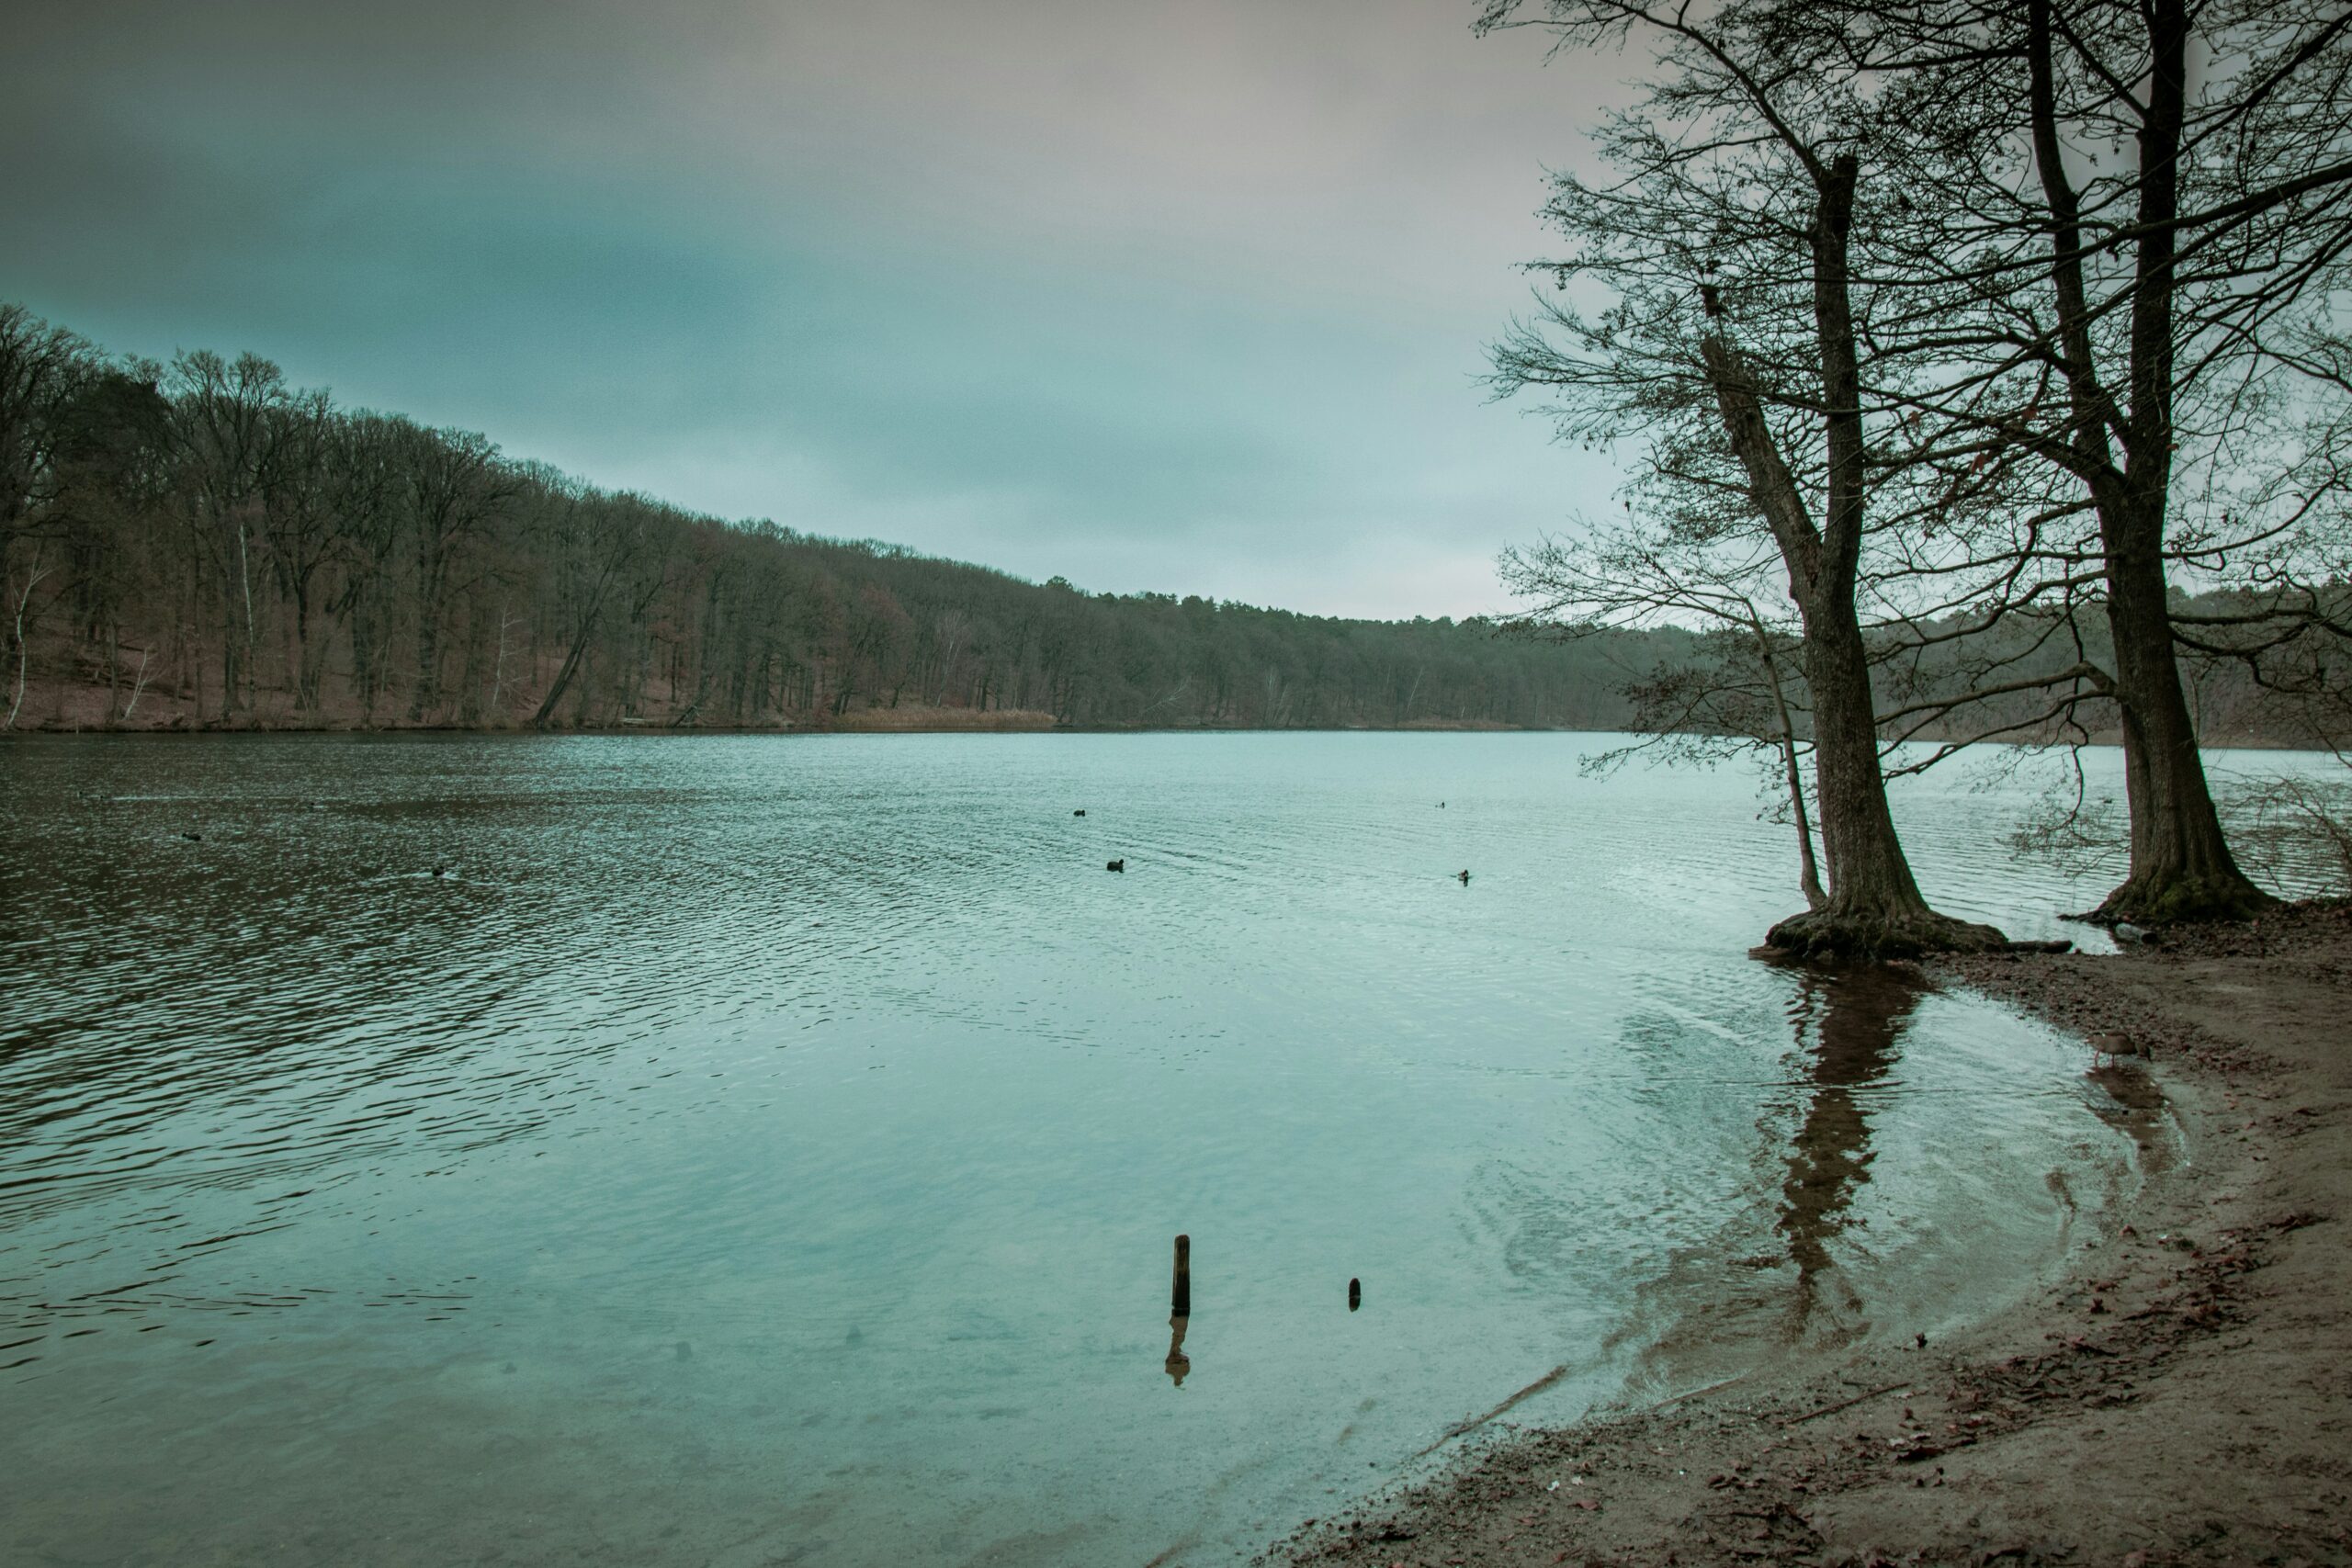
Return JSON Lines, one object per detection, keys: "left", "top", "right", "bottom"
{"left": 1349, "top": 1276, "right": 1361, "bottom": 1312}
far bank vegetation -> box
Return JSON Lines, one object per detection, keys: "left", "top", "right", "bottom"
{"left": 0, "top": 307, "right": 1659, "bottom": 738}
{"left": 1, "top": 306, "right": 2326, "bottom": 760}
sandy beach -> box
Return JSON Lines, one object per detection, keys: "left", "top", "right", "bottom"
{"left": 1272, "top": 903, "right": 2352, "bottom": 1568}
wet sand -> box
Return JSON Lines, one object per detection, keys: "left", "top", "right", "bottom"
{"left": 1272, "top": 901, "right": 2352, "bottom": 1568}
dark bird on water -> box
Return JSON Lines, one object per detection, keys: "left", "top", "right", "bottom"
{"left": 1073, "top": 808, "right": 1086, "bottom": 817}
{"left": 1457, "top": 869, "right": 1470, "bottom": 885}
{"left": 1107, "top": 859, "right": 1125, "bottom": 873}
{"left": 432, "top": 864, "right": 447, "bottom": 878}
{"left": 181, "top": 831, "right": 201, "bottom": 841}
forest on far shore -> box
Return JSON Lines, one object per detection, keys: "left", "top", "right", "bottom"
{"left": 0, "top": 303, "right": 2326, "bottom": 745}
{"left": 0, "top": 305, "right": 1684, "bottom": 735}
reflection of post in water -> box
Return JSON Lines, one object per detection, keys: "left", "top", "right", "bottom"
{"left": 1164, "top": 1234, "right": 1191, "bottom": 1386}
{"left": 1776, "top": 964, "right": 1925, "bottom": 1319}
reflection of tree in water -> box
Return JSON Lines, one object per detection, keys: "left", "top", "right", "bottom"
{"left": 1610, "top": 964, "right": 1929, "bottom": 1393}
{"left": 1775, "top": 963, "right": 1927, "bottom": 1326}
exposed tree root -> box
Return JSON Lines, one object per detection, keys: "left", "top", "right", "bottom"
{"left": 1762, "top": 908, "right": 2008, "bottom": 961}
{"left": 2078, "top": 869, "right": 2278, "bottom": 928}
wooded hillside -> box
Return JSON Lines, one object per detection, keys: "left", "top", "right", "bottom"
{"left": 3, "top": 305, "right": 2331, "bottom": 748}
{"left": 0, "top": 305, "right": 1668, "bottom": 733}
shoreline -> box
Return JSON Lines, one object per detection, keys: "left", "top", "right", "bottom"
{"left": 0, "top": 714, "right": 1542, "bottom": 738}
{"left": 1271, "top": 903, "right": 2351, "bottom": 1568}
{"left": 2, "top": 722, "right": 2323, "bottom": 749}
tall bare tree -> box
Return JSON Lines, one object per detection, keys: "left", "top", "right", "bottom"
{"left": 1865, "top": 0, "right": 2352, "bottom": 919}
{"left": 1481, "top": 0, "right": 2007, "bottom": 954}
{"left": 395, "top": 421, "right": 513, "bottom": 722}
{"left": 164, "top": 350, "right": 288, "bottom": 714}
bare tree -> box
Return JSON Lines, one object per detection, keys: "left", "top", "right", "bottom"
{"left": 6, "top": 550, "right": 51, "bottom": 729}
{"left": 0, "top": 308, "right": 95, "bottom": 722}
{"left": 1791, "top": 0, "right": 2352, "bottom": 919}
{"left": 532, "top": 487, "right": 657, "bottom": 727}
{"left": 164, "top": 349, "right": 288, "bottom": 714}
{"left": 1480, "top": 0, "right": 2006, "bottom": 954}
{"left": 260, "top": 389, "right": 345, "bottom": 711}
{"left": 395, "top": 421, "right": 514, "bottom": 722}
{"left": 1951, "top": 0, "right": 2349, "bottom": 919}
{"left": 0, "top": 306, "right": 89, "bottom": 546}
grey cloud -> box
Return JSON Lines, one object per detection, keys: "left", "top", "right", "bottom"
{"left": 3, "top": 0, "right": 1633, "bottom": 617}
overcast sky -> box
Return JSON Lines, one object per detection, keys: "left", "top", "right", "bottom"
{"left": 4, "top": 1, "right": 1631, "bottom": 619}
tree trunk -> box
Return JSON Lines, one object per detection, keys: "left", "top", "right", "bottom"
{"left": 1700, "top": 152, "right": 2000, "bottom": 958}
{"left": 1756, "top": 623, "right": 1826, "bottom": 911}
{"left": 2087, "top": 0, "right": 2271, "bottom": 923}
{"left": 293, "top": 578, "right": 323, "bottom": 711}
{"left": 1774, "top": 710, "right": 1826, "bottom": 914}
{"left": 2025, "top": 0, "right": 2272, "bottom": 925}
{"left": 2089, "top": 492, "right": 2271, "bottom": 921}
{"left": 1770, "top": 581, "right": 1997, "bottom": 956}
{"left": 409, "top": 607, "right": 440, "bottom": 722}
{"left": 533, "top": 591, "right": 608, "bottom": 727}
{"left": 409, "top": 522, "right": 448, "bottom": 722}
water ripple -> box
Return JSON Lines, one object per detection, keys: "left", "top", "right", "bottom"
{"left": 0, "top": 732, "right": 2328, "bottom": 1567}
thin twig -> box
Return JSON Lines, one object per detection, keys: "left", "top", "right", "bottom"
{"left": 1782, "top": 1379, "right": 1912, "bottom": 1427}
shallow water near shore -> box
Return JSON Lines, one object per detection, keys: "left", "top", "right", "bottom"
{"left": 0, "top": 733, "right": 2324, "bottom": 1565}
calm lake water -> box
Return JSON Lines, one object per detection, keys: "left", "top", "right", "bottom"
{"left": 0, "top": 733, "right": 2324, "bottom": 1565}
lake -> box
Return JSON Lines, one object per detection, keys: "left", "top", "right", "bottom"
{"left": 0, "top": 733, "right": 2321, "bottom": 1565}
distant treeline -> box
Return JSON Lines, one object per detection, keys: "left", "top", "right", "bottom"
{"left": 1, "top": 305, "right": 1681, "bottom": 732}
{"left": 0, "top": 305, "right": 2325, "bottom": 744}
